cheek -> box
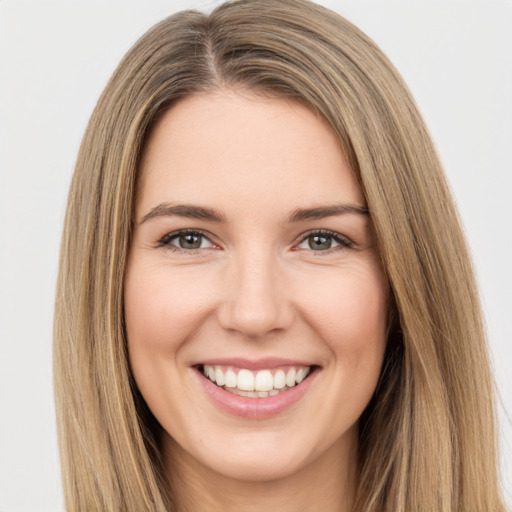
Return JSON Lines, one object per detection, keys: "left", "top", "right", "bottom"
{"left": 338, "top": 285, "right": 388, "bottom": 367}
{"left": 124, "top": 265, "right": 174, "bottom": 404}
{"left": 123, "top": 260, "right": 216, "bottom": 424}
{"left": 123, "top": 260, "right": 216, "bottom": 421}
{"left": 303, "top": 268, "right": 387, "bottom": 344}
{"left": 124, "top": 262, "right": 216, "bottom": 354}
{"left": 296, "top": 263, "right": 388, "bottom": 388}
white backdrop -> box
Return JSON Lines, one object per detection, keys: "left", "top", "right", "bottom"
{"left": 0, "top": 1, "right": 511, "bottom": 510}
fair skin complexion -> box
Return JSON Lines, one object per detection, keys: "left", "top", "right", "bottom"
{"left": 124, "top": 90, "right": 388, "bottom": 512}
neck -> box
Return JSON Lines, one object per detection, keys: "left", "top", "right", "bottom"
{"left": 163, "top": 430, "right": 359, "bottom": 512}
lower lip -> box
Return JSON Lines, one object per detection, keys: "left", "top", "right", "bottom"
{"left": 195, "top": 367, "right": 318, "bottom": 419}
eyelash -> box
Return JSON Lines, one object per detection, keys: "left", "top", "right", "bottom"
{"left": 296, "top": 229, "right": 353, "bottom": 254}
{"left": 157, "top": 229, "right": 215, "bottom": 253}
{"left": 157, "top": 228, "right": 353, "bottom": 254}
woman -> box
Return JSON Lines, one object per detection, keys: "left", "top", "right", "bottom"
{"left": 53, "top": 0, "right": 507, "bottom": 510}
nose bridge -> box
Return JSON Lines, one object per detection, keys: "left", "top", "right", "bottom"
{"left": 219, "top": 246, "right": 292, "bottom": 338}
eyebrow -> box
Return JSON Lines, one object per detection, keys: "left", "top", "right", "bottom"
{"left": 140, "top": 203, "right": 226, "bottom": 224}
{"left": 288, "top": 203, "right": 369, "bottom": 222}
{"left": 139, "top": 201, "right": 368, "bottom": 225}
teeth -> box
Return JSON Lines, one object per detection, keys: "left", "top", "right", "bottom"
{"left": 230, "top": 387, "right": 248, "bottom": 397}
{"left": 274, "top": 369, "right": 286, "bottom": 389}
{"left": 296, "top": 367, "right": 308, "bottom": 383}
{"left": 254, "top": 370, "right": 273, "bottom": 391}
{"left": 286, "top": 368, "right": 296, "bottom": 387}
{"left": 230, "top": 387, "right": 289, "bottom": 398}
{"left": 237, "top": 369, "right": 255, "bottom": 391}
{"left": 215, "top": 367, "right": 225, "bottom": 386}
{"left": 224, "top": 369, "right": 237, "bottom": 388}
{"left": 202, "top": 364, "right": 312, "bottom": 396}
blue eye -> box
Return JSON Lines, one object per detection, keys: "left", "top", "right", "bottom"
{"left": 160, "top": 230, "right": 214, "bottom": 251}
{"left": 297, "top": 230, "right": 352, "bottom": 252}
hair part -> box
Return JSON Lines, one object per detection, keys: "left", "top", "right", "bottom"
{"left": 54, "top": 1, "right": 506, "bottom": 510}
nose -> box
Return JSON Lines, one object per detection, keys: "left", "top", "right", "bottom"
{"left": 218, "top": 250, "right": 294, "bottom": 339}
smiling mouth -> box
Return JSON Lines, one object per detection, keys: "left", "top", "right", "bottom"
{"left": 199, "top": 364, "right": 316, "bottom": 398}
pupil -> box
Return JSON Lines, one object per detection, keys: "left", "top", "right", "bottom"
{"left": 180, "top": 234, "right": 201, "bottom": 249}
{"left": 309, "top": 235, "right": 331, "bottom": 250}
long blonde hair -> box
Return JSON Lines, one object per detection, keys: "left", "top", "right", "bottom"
{"left": 54, "top": 0, "right": 506, "bottom": 510}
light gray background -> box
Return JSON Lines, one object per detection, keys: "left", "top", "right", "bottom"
{"left": 1, "top": 1, "right": 511, "bottom": 510}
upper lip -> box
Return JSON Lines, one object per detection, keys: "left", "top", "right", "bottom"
{"left": 192, "top": 357, "right": 316, "bottom": 370}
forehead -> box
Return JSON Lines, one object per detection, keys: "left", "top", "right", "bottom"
{"left": 137, "top": 90, "right": 365, "bottom": 215}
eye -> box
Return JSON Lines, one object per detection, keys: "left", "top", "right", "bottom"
{"left": 296, "top": 230, "right": 352, "bottom": 252}
{"left": 159, "top": 229, "right": 215, "bottom": 251}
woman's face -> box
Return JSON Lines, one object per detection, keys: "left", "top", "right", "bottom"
{"left": 125, "top": 90, "right": 388, "bottom": 485}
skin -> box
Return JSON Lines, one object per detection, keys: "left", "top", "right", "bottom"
{"left": 124, "top": 90, "right": 389, "bottom": 512}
